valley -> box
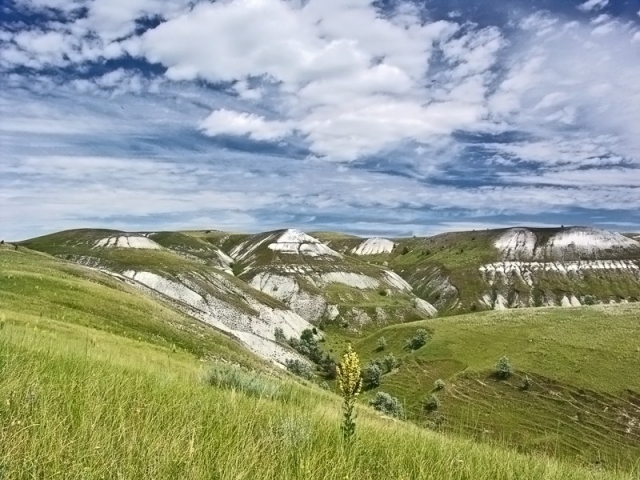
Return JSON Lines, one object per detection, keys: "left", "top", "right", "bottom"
{"left": 1, "top": 225, "right": 640, "bottom": 478}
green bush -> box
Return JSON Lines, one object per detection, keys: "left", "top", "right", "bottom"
{"left": 382, "top": 354, "right": 399, "bottom": 373}
{"left": 369, "top": 391, "right": 404, "bottom": 418}
{"left": 424, "top": 394, "right": 440, "bottom": 412}
{"left": 207, "top": 364, "right": 285, "bottom": 399}
{"left": 362, "top": 362, "right": 382, "bottom": 389}
{"left": 375, "top": 336, "right": 387, "bottom": 351}
{"left": 287, "top": 329, "right": 336, "bottom": 378}
{"left": 274, "top": 327, "right": 287, "bottom": 343}
{"left": 285, "top": 359, "right": 314, "bottom": 380}
{"left": 434, "top": 379, "right": 445, "bottom": 391}
{"left": 404, "top": 329, "right": 429, "bottom": 351}
{"left": 495, "top": 356, "right": 513, "bottom": 379}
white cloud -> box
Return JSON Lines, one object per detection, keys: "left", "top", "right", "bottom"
{"left": 500, "top": 168, "right": 640, "bottom": 187}
{"left": 577, "top": 0, "right": 609, "bottom": 12}
{"left": 131, "top": 0, "right": 500, "bottom": 160}
{"left": 3, "top": 0, "right": 640, "bottom": 239}
{"left": 199, "top": 109, "right": 292, "bottom": 141}
{"left": 489, "top": 15, "right": 640, "bottom": 165}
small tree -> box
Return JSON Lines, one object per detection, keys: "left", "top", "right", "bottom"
{"left": 362, "top": 362, "right": 382, "bottom": 390}
{"left": 495, "top": 356, "right": 513, "bottom": 379}
{"left": 370, "top": 392, "right": 404, "bottom": 418}
{"left": 405, "top": 329, "right": 429, "bottom": 351}
{"left": 274, "top": 327, "right": 287, "bottom": 343}
{"left": 434, "top": 379, "right": 445, "bottom": 391}
{"left": 375, "top": 336, "right": 387, "bottom": 351}
{"left": 336, "top": 345, "right": 362, "bottom": 442}
{"left": 382, "top": 354, "right": 399, "bottom": 373}
{"left": 424, "top": 394, "right": 440, "bottom": 412}
{"left": 285, "top": 359, "right": 313, "bottom": 380}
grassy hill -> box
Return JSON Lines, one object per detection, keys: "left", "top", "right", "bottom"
{"left": 30, "top": 228, "right": 437, "bottom": 331}
{"left": 0, "top": 245, "right": 636, "bottom": 479}
{"left": 18, "top": 230, "right": 320, "bottom": 364}
{"left": 323, "top": 304, "right": 640, "bottom": 470}
{"left": 0, "top": 244, "right": 268, "bottom": 370}
{"left": 322, "top": 227, "right": 640, "bottom": 315}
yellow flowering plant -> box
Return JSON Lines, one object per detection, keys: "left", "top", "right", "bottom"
{"left": 336, "top": 344, "right": 362, "bottom": 441}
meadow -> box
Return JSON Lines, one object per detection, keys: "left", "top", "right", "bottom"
{"left": 1, "top": 246, "right": 639, "bottom": 478}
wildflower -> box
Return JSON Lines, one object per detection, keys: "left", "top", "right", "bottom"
{"left": 336, "top": 345, "right": 362, "bottom": 441}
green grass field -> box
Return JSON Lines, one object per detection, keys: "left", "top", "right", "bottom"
{"left": 323, "top": 305, "right": 640, "bottom": 470}
{"left": 2, "top": 245, "right": 640, "bottom": 478}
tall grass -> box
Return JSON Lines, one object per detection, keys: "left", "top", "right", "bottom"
{"left": 0, "top": 330, "right": 632, "bottom": 480}
{"left": 206, "top": 363, "right": 291, "bottom": 400}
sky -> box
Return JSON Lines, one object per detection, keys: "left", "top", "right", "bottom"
{"left": 1, "top": 0, "right": 640, "bottom": 240}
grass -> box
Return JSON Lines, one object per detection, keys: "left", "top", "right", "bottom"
{"left": 322, "top": 304, "right": 640, "bottom": 471}
{"left": 7, "top": 230, "right": 640, "bottom": 477}
{"left": 0, "top": 247, "right": 270, "bottom": 371}
{"left": 0, "top": 310, "right": 633, "bottom": 479}
{"left": 384, "top": 229, "right": 640, "bottom": 313}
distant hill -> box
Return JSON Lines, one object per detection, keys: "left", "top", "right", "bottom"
{"left": 21, "top": 225, "right": 640, "bottom": 360}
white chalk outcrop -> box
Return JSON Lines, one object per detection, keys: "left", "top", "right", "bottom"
{"left": 249, "top": 272, "right": 328, "bottom": 323}
{"left": 383, "top": 271, "right": 413, "bottom": 291}
{"left": 495, "top": 227, "right": 640, "bottom": 261}
{"left": 414, "top": 298, "right": 438, "bottom": 316}
{"left": 480, "top": 259, "right": 640, "bottom": 287}
{"left": 547, "top": 228, "right": 639, "bottom": 256}
{"left": 267, "top": 229, "right": 341, "bottom": 257}
{"left": 94, "top": 235, "right": 161, "bottom": 249}
{"left": 120, "top": 269, "right": 313, "bottom": 365}
{"left": 248, "top": 265, "right": 437, "bottom": 322}
{"left": 494, "top": 228, "right": 537, "bottom": 260}
{"left": 352, "top": 238, "right": 395, "bottom": 255}
{"left": 318, "top": 272, "right": 380, "bottom": 289}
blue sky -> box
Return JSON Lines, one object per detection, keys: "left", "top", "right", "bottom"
{"left": 2, "top": 0, "right": 640, "bottom": 240}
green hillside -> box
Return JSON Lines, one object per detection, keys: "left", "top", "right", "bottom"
{"left": 0, "top": 244, "right": 636, "bottom": 479}
{"left": 326, "top": 227, "right": 640, "bottom": 315}
{"left": 0, "top": 245, "right": 268, "bottom": 370}
{"left": 324, "top": 304, "right": 640, "bottom": 470}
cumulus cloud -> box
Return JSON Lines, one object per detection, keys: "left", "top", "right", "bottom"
{"left": 128, "top": 0, "right": 502, "bottom": 160}
{"left": 2, "top": 0, "right": 640, "bottom": 238}
{"left": 488, "top": 14, "right": 640, "bottom": 167}
{"left": 577, "top": 0, "right": 609, "bottom": 12}
{"left": 199, "top": 109, "right": 292, "bottom": 141}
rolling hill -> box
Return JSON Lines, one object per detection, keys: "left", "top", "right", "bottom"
{"left": 1, "top": 242, "right": 639, "bottom": 478}
{"left": 321, "top": 226, "right": 640, "bottom": 315}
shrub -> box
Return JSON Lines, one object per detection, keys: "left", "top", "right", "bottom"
{"left": 401, "top": 246, "right": 410, "bottom": 255}
{"left": 404, "top": 329, "right": 429, "bottom": 351}
{"left": 424, "top": 394, "right": 440, "bottom": 412}
{"left": 287, "top": 329, "right": 336, "bottom": 378}
{"left": 362, "top": 362, "right": 382, "bottom": 390}
{"left": 495, "top": 356, "right": 513, "bottom": 379}
{"left": 207, "top": 364, "right": 284, "bottom": 399}
{"left": 382, "top": 354, "right": 399, "bottom": 373}
{"left": 319, "top": 353, "right": 337, "bottom": 380}
{"left": 285, "top": 359, "right": 313, "bottom": 380}
{"left": 434, "top": 379, "right": 445, "bottom": 391}
{"left": 336, "top": 345, "right": 362, "bottom": 441}
{"left": 370, "top": 391, "right": 404, "bottom": 418}
{"left": 429, "top": 411, "right": 445, "bottom": 429}
{"left": 375, "top": 336, "right": 387, "bottom": 351}
{"left": 274, "top": 327, "right": 287, "bottom": 343}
